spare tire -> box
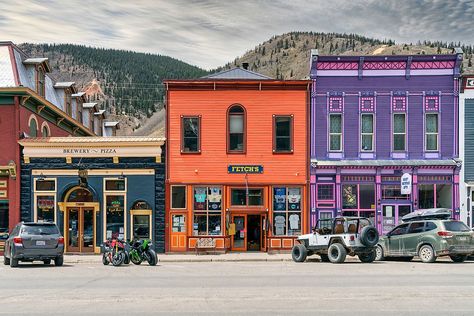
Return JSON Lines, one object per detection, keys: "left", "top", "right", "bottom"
{"left": 360, "top": 226, "right": 379, "bottom": 247}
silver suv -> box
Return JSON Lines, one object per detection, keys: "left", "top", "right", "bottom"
{"left": 292, "top": 217, "right": 379, "bottom": 263}
{"left": 3, "top": 222, "right": 64, "bottom": 267}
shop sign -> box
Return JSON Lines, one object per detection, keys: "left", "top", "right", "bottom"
{"left": 466, "top": 78, "right": 474, "bottom": 88}
{"left": 228, "top": 165, "right": 263, "bottom": 174}
{"left": 401, "top": 173, "right": 412, "bottom": 195}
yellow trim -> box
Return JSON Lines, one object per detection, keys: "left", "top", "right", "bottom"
{"left": 130, "top": 209, "right": 152, "bottom": 239}
{"left": 66, "top": 157, "right": 72, "bottom": 164}
{"left": 32, "top": 169, "right": 155, "bottom": 176}
{"left": 113, "top": 157, "right": 119, "bottom": 163}
{"left": 156, "top": 156, "right": 161, "bottom": 163}
{"left": 0, "top": 180, "right": 7, "bottom": 188}
{"left": 24, "top": 156, "right": 30, "bottom": 164}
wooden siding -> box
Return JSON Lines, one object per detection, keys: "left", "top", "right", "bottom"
{"left": 168, "top": 89, "right": 308, "bottom": 184}
{"left": 464, "top": 98, "right": 474, "bottom": 181}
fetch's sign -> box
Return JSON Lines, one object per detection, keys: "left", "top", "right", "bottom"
{"left": 228, "top": 165, "right": 263, "bottom": 174}
{"left": 400, "top": 173, "right": 412, "bottom": 195}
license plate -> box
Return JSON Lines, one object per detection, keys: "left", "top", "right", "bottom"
{"left": 36, "top": 240, "right": 46, "bottom": 246}
{"left": 458, "top": 237, "right": 467, "bottom": 241}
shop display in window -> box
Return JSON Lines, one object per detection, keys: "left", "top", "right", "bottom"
{"left": 274, "top": 214, "right": 286, "bottom": 236}
{"left": 106, "top": 195, "right": 125, "bottom": 239}
{"left": 194, "top": 187, "right": 207, "bottom": 210}
{"left": 288, "top": 188, "right": 301, "bottom": 210}
{"left": 172, "top": 214, "right": 185, "bottom": 232}
{"left": 133, "top": 215, "right": 150, "bottom": 239}
{"left": 36, "top": 195, "right": 55, "bottom": 222}
{"left": 273, "top": 187, "right": 287, "bottom": 210}
{"left": 342, "top": 185, "right": 357, "bottom": 209}
{"left": 208, "top": 187, "right": 222, "bottom": 210}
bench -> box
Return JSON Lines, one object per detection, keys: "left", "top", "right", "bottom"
{"left": 195, "top": 237, "right": 216, "bottom": 255}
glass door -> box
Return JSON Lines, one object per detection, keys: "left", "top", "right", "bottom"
{"left": 382, "top": 204, "right": 411, "bottom": 234}
{"left": 231, "top": 215, "right": 246, "bottom": 251}
{"left": 66, "top": 207, "right": 95, "bottom": 253}
{"left": 67, "top": 208, "right": 80, "bottom": 252}
{"left": 82, "top": 208, "right": 95, "bottom": 253}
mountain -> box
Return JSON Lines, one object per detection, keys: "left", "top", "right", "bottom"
{"left": 224, "top": 32, "right": 474, "bottom": 79}
{"left": 19, "top": 43, "right": 208, "bottom": 134}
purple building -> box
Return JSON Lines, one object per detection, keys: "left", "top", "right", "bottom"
{"left": 309, "top": 49, "right": 463, "bottom": 234}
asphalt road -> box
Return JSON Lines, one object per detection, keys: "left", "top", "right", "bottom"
{"left": 1, "top": 258, "right": 473, "bottom": 316}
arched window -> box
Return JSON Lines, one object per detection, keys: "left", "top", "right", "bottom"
{"left": 29, "top": 115, "right": 38, "bottom": 137}
{"left": 67, "top": 188, "right": 93, "bottom": 202}
{"left": 41, "top": 122, "right": 50, "bottom": 137}
{"left": 228, "top": 105, "right": 245, "bottom": 153}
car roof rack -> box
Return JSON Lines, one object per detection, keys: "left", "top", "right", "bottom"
{"left": 401, "top": 208, "right": 452, "bottom": 222}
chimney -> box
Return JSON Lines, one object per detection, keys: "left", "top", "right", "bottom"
{"left": 242, "top": 62, "right": 249, "bottom": 70}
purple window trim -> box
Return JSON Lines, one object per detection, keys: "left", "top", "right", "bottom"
{"left": 392, "top": 112, "right": 407, "bottom": 153}
{"left": 328, "top": 113, "right": 343, "bottom": 153}
{"left": 359, "top": 113, "right": 375, "bottom": 153}
{"left": 360, "top": 96, "right": 375, "bottom": 112}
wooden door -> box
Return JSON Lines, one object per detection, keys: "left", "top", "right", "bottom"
{"left": 231, "top": 214, "right": 246, "bottom": 251}
{"left": 66, "top": 208, "right": 80, "bottom": 252}
{"left": 66, "top": 207, "right": 95, "bottom": 253}
{"left": 170, "top": 213, "right": 187, "bottom": 251}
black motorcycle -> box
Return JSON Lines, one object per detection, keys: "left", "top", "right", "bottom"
{"left": 127, "top": 239, "right": 158, "bottom": 266}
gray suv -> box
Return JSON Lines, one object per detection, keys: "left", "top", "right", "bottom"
{"left": 3, "top": 222, "right": 64, "bottom": 267}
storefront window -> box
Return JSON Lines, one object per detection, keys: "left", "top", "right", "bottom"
{"left": 273, "top": 187, "right": 302, "bottom": 236}
{"left": 105, "top": 179, "right": 125, "bottom": 191}
{"left": 317, "top": 184, "right": 334, "bottom": 200}
{"left": 193, "top": 186, "right": 222, "bottom": 236}
{"left": 359, "top": 185, "right": 375, "bottom": 209}
{"left": 0, "top": 201, "right": 8, "bottom": 233}
{"left": 382, "top": 185, "right": 410, "bottom": 200}
{"left": 132, "top": 215, "right": 150, "bottom": 239}
{"left": 68, "top": 188, "right": 93, "bottom": 202}
{"left": 436, "top": 184, "right": 452, "bottom": 209}
{"left": 106, "top": 195, "right": 125, "bottom": 239}
{"left": 418, "top": 184, "right": 435, "bottom": 209}
{"left": 419, "top": 184, "right": 452, "bottom": 209}
{"left": 342, "top": 184, "right": 358, "bottom": 209}
{"left": 171, "top": 186, "right": 186, "bottom": 209}
{"left": 231, "top": 188, "right": 263, "bottom": 206}
{"left": 36, "top": 195, "right": 55, "bottom": 222}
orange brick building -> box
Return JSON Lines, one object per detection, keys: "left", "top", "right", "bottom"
{"left": 165, "top": 67, "right": 309, "bottom": 252}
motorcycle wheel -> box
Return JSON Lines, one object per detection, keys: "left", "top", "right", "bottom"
{"left": 112, "top": 251, "right": 125, "bottom": 266}
{"left": 145, "top": 249, "right": 157, "bottom": 266}
{"left": 130, "top": 252, "right": 142, "bottom": 265}
{"left": 102, "top": 253, "right": 109, "bottom": 265}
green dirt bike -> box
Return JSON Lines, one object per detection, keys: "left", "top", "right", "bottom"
{"left": 128, "top": 239, "right": 158, "bottom": 266}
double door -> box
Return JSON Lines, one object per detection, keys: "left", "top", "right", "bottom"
{"left": 66, "top": 207, "right": 95, "bottom": 253}
{"left": 231, "top": 214, "right": 266, "bottom": 252}
{"left": 381, "top": 204, "right": 411, "bottom": 234}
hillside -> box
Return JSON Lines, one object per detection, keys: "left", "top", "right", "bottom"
{"left": 19, "top": 43, "right": 208, "bottom": 134}
{"left": 224, "top": 32, "right": 474, "bottom": 79}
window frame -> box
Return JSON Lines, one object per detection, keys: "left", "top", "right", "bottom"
{"left": 392, "top": 113, "right": 406, "bottom": 152}
{"left": 360, "top": 113, "right": 374, "bottom": 152}
{"left": 425, "top": 113, "right": 439, "bottom": 152}
{"left": 192, "top": 185, "right": 223, "bottom": 236}
{"left": 272, "top": 114, "right": 294, "bottom": 154}
{"left": 41, "top": 122, "right": 50, "bottom": 137}
{"left": 227, "top": 104, "right": 246, "bottom": 154}
{"left": 272, "top": 186, "right": 303, "bottom": 236}
{"left": 130, "top": 209, "right": 152, "bottom": 240}
{"left": 28, "top": 114, "right": 38, "bottom": 137}
{"left": 230, "top": 187, "right": 265, "bottom": 207}
{"left": 180, "top": 115, "right": 201, "bottom": 154}
{"left": 33, "top": 177, "right": 57, "bottom": 223}
{"left": 170, "top": 185, "right": 187, "bottom": 210}
{"left": 328, "top": 113, "right": 343, "bottom": 152}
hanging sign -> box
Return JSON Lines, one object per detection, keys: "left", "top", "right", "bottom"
{"left": 401, "top": 173, "right": 412, "bottom": 195}
{"left": 228, "top": 165, "right": 263, "bottom": 174}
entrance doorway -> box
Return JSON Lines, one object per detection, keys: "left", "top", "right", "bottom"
{"left": 381, "top": 204, "right": 411, "bottom": 234}
{"left": 231, "top": 214, "right": 266, "bottom": 251}
{"left": 170, "top": 213, "right": 187, "bottom": 252}
{"left": 65, "top": 207, "right": 95, "bottom": 253}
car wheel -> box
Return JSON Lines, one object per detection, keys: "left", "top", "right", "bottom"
{"left": 320, "top": 254, "right": 330, "bottom": 262}
{"left": 375, "top": 245, "right": 385, "bottom": 261}
{"left": 291, "top": 244, "right": 307, "bottom": 263}
{"left": 43, "top": 259, "right": 51, "bottom": 265}
{"left": 10, "top": 248, "right": 19, "bottom": 268}
{"left": 360, "top": 226, "right": 379, "bottom": 247}
{"left": 449, "top": 255, "right": 467, "bottom": 263}
{"left": 358, "top": 249, "right": 377, "bottom": 263}
{"left": 54, "top": 256, "right": 64, "bottom": 267}
{"left": 418, "top": 245, "right": 436, "bottom": 263}
{"left": 328, "top": 243, "right": 347, "bottom": 263}
{"left": 3, "top": 252, "right": 10, "bottom": 265}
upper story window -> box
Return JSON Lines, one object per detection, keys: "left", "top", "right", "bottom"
{"left": 425, "top": 113, "right": 438, "bottom": 151}
{"left": 361, "top": 114, "right": 374, "bottom": 151}
{"left": 273, "top": 115, "right": 293, "bottom": 153}
{"left": 171, "top": 186, "right": 186, "bottom": 209}
{"left": 41, "top": 122, "right": 50, "bottom": 137}
{"left": 228, "top": 105, "right": 245, "bottom": 153}
{"left": 393, "top": 113, "right": 406, "bottom": 151}
{"left": 36, "top": 66, "right": 45, "bottom": 97}
{"left": 329, "top": 114, "right": 342, "bottom": 151}
{"left": 181, "top": 116, "right": 200, "bottom": 153}
{"left": 29, "top": 115, "right": 38, "bottom": 137}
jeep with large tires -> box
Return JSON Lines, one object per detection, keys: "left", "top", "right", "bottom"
{"left": 292, "top": 217, "right": 379, "bottom": 263}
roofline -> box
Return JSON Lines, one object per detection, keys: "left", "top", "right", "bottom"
{"left": 0, "top": 87, "right": 94, "bottom": 136}
{"left": 201, "top": 67, "right": 273, "bottom": 80}
{"left": 18, "top": 136, "right": 166, "bottom": 147}
{"left": 315, "top": 53, "right": 460, "bottom": 62}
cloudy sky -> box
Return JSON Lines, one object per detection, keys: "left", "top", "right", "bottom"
{"left": 0, "top": 0, "right": 472, "bottom": 69}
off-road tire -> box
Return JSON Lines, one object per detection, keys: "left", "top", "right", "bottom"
{"left": 375, "top": 245, "right": 385, "bottom": 261}
{"left": 328, "top": 243, "right": 347, "bottom": 263}
{"left": 3, "top": 253, "right": 10, "bottom": 265}
{"left": 320, "top": 254, "right": 330, "bottom": 262}
{"left": 418, "top": 245, "right": 436, "bottom": 263}
{"left": 358, "top": 250, "right": 377, "bottom": 263}
{"left": 54, "top": 256, "right": 64, "bottom": 266}
{"left": 450, "top": 255, "right": 467, "bottom": 263}
{"left": 291, "top": 244, "right": 307, "bottom": 263}
{"left": 43, "top": 259, "right": 51, "bottom": 265}
{"left": 360, "top": 226, "right": 379, "bottom": 247}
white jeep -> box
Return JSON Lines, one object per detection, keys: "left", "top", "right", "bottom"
{"left": 292, "top": 217, "right": 379, "bottom": 263}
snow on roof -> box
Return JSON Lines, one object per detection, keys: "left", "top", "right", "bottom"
{"left": 82, "top": 102, "right": 97, "bottom": 108}
{"left": 72, "top": 92, "right": 85, "bottom": 97}
{"left": 104, "top": 121, "right": 119, "bottom": 127}
{"left": 23, "top": 57, "right": 49, "bottom": 64}
{"left": 94, "top": 110, "right": 106, "bottom": 115}
{"left": 54, "top": 82, "right": 75, "bottom": 88}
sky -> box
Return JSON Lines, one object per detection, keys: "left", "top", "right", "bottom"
{"left": 0, "top": 0, "right": 473, "bottom": 70}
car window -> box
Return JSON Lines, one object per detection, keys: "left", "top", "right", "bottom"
{"left": 390, "top": 223, "right": 409, "bottom": 236}
{"left": 408, "top": 222, "right": 425, "bottom": 234}
{"left": 443, "top": 221, "right": 470, "bottom": 232}
{"left": 21, "top": 225, "right": 59, "bottom": 235}
{"left": 424, "top": 222, "right": 437, "bottom": 232}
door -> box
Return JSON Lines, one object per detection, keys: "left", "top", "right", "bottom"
{"left": 387, "top": 223, "right": 409, "bottom": 256}
{"left": 170, "top": 213, "right": 187, "bottom": 252}
{"left": 382, "top": 205, "right": 412, "bottom": 234}
{"left": 231, "top": 215, "right": 246, "bottom": 251}
{"left": 66, "top": 207, "right": 95, "bottom": 253}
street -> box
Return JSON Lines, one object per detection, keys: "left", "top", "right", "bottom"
{"left": 1, "top": 258, "right": 474, "bottom": 315}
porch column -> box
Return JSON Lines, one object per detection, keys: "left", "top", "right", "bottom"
{"left": 375, "top": 167, "right": 382, "bottom": 231}
{"left": 412, "top": 167, "right": 418, "bottom": 210}
{"left": 336, "top": 167, "right": 341, "bottom": 216}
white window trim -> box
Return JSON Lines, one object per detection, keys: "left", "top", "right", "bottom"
{"left": 425, "top": 113, "right": 439, "bottom": 152}
{"left": 328, "top": 113, "right": 343, "bottom": 152}
{"left": 33, "top": 177, "right": 57, "bottom": 223}
{"left": 41, "top": 121, "right": 51, "bottom": 137}
{"left": 103, "top": 177, "right": 127, "bottom": 241}
{"left": 392, "top": 113, "right": 407, "bottom": 152}
{"left": 360, "top": 113, "right": 374, "bottom": 152}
